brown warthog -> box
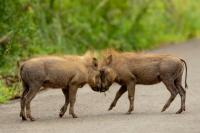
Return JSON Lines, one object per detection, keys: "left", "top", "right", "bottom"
{"left": 20, "top": 53, "right": 101, "bottom": 121}
{"left": 99, "top": 50, "right": 188, "bottom": 114}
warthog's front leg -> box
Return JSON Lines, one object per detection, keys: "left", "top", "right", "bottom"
{"left": 127, "top": 82, "right": 136, "bottom": 114}
{"left": 69, "top": 85, "right": 78, "bottom": 118}
{"left": 108, "top": 85, "right": 127, "bottom": 111}
{"left": 59, "top": 88, "right": 69, "bottom": 118}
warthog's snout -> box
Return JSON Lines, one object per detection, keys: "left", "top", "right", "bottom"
{"left": 91, "top": 86, "right": 101, "bottom": 92}
{"left": 91, "top": 84, "right": 108, "bottom": 93}
{"left": 99, "top": 84, "right": 109, "bottom": 92}
{"left": 97, "top": 84, "right": 101, "bottom": 90}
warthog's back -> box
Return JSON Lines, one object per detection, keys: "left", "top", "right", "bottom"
{"left": 20, "top": 56, "right": 86, "bottom": 88}
{"left": 113, "top": 53, "right": 184, "bottom": 85}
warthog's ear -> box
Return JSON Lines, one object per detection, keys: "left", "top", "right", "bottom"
{"left": 106, "top": 55, "right": 112, "bottom": 65}
{"left": 92, "top": 57, "right": 98, "bottom": 68}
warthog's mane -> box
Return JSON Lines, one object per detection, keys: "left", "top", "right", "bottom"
{"left": 100, "top": 48, "right": 141, "bottom": 60}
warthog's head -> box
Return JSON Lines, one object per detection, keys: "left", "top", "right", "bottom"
{"left": 87, "top": 57, "right": 102, "bottom": 92}
{"left": 99, "top": 55, "right": 117, "bottom": 92}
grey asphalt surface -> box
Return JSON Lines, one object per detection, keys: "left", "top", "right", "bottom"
{"left": 0, "top": 40, "right": 200, "bottom": 133}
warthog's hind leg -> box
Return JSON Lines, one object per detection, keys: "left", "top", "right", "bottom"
{"left": 59, "top": 88, "right": 69, "bottom": 118}
{"left": 25, "top": 84, "right": 40, "bottom": 121}
{"left": 175, "top": 77, "right": 186, "bottom": 114}
{"left": 161, "top": 79, "right": 178, "bottom": 112}
{"left": 20, "top": 81, "right": 29, "bottom": 121}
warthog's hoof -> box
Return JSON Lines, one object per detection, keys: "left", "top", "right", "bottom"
{"left": 22, "top": 116, "right": 27, "bottom": 121}
{"left": 30, "top": 117, "right": 36, "bottom": 121}
{"left": 176, "top": 108, "right": 183, "bottom": 114}
{"left": 59, "top": 106, "right": 67, "bottom": 118}
{"left": 161, "top": 107, "right": 166, "bottom": 112}
{"left": 20, "top": 113, "right": 27, "bottom": 121}
{"left": 127, "top": 106, "right": 134, "bottom": 114}
{"left": 27, "top": 114, "right": 36, "bottom": 121}
{"left": 108, "top": 103, "right": 115, "bottom": 111}
{"left": 108, "top": 106, "right": 113, "bottom": 111}
{"left": 126, "top": 111, "right": 132, "bottom": 115}
{"left": 71, "top": 114, "right": 78, "bottom": 118}
{"left": 59, "top": 113, "right": 64, "bottom": 118}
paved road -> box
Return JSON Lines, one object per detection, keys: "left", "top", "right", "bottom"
{"left": 0, "top": 40, "right": 200, "bottom": 133}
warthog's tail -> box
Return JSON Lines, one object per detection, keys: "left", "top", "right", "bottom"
{"left": 17, "top": 58, "right": 27, "bottom": 79}
{"left": 18, "top": 62, "right": 24, "bottom": 82}
{"left": 180, "top": 59, "right": 188, "bottom": 89}
{"left": 19, "top": 63, "right": 30, "bottom": 100}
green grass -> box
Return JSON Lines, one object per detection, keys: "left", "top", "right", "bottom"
{"left": 1, "top": 0, "right": 200, "bottom": 103}
{"left": 0, "top": 81, "right": 21, "bottom": 103}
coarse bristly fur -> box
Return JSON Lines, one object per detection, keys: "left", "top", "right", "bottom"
{"left": 99, "top": 49, "right": 188, "bottom": 114}
{"left": 19, "top": 52, "right": 101, "bottom": 121}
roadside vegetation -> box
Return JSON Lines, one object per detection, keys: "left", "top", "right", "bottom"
{"left": 1, "top": 0, "right": 200, "bottom": 102}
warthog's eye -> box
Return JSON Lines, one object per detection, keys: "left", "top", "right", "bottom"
{"left": 92, "top": 57, "right": 98, "bottom": 69}
{"left": 94, "top": 63, "right": 98, "bottom": 67}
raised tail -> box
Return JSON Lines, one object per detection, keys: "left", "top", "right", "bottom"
{"left": 180, "top": 59, "right": 188, "bottom": 89}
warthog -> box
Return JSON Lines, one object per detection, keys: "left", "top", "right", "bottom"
{"left": 99, "top": 51, "right": 188, "bottom": 114}
{"left": 20, "top": 53, "right": 101, "bottom": 121}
